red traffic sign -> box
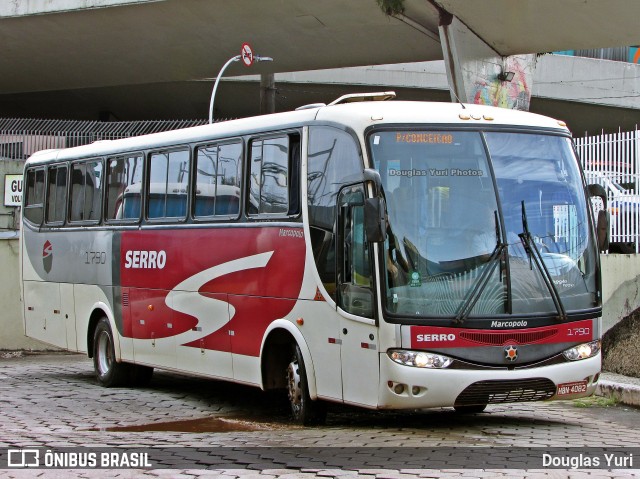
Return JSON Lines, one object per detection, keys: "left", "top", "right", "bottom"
{"left": 241, "top": 43, "right": 254, "bottom": 67}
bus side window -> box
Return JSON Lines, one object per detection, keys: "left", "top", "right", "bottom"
{"left": 70, "top": 160, "right": 103, "bottom": 223}
{"left": 194, "top": 141, "right": 242, "bottom": 219}
{"left": 307, "top": 126, "right": 363, "bottom": 301}
{"left": 45, "top": 165, "right": 67, "bottom": 224}
{"left": 148, "top": 149, "right": 189, "bottom": 220}
{"left": 24, "top": 168, "right": 45, "bottom": 225}
{"left": 248, "top": 135, "right": 290, "bottom": 216}
{"left": 106, "top": 154, "right": 143, "bottom": 221}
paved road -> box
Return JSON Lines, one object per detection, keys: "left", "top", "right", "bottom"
{"left": 0, "top": 353, "right": 639, "bottom": 478}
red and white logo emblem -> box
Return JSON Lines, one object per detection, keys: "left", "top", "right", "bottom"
{"left": 42, "top": 240, "right": 53, "bottom": 273}
{"left": 504, "top": 345, "right": 518, "bottom": 362}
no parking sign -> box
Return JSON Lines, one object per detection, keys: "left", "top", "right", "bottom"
{"left": 241, "top": 43, "right": 254, "bottom": 67}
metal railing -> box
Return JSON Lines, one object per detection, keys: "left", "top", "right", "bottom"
{"left": 576, "top": 125, "right": 640, "bottom": 253}
{"left": 0, "top": 118, "right": 210, "bottom": 160}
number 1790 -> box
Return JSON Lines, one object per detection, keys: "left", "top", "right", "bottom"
{"left": 567, "top": 327, "right": 590, "bottom": 337}
{"left": 84, "top": 251, "right": 107, "bottom": 265}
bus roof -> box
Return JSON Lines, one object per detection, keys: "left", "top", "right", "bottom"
{"left": 25, "top": 100, "right": 569, "bottom": 166}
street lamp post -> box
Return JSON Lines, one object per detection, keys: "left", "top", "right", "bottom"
{"left": 208, "top": 49, "right": 273, "bottom": 124}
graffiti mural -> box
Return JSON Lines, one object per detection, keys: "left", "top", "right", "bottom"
{"left": 470, "top": 55, "right": 535, "bottom": 111}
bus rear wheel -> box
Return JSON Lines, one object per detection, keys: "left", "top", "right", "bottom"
{"left": 93, "top": 317, "right": 129, "bottom": 387}
{"left": 286, "top": 344, "right": 326, "bottom": 426}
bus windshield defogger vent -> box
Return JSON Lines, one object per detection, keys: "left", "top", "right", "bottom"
{"left": 459, "top": 329, "right": 558, "bottom": 346}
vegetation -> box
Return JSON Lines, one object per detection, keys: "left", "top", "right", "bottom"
{"left": 376, "top": 0, "right": 405, "bottom": 16}
{"left": 572, "top": 396, "right": 618, "bottom": 408}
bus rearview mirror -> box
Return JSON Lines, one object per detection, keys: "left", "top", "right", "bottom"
{"left": 364, "top": 197, "right": 387, "bottom": 243}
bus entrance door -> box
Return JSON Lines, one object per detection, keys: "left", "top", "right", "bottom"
{"left": 337, "top": 184, "right": 380, "bottom": 407}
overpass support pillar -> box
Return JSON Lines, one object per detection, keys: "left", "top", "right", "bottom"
{"left": 438, "top": 14, "right": 536, "bottom": 111}
{"left": 260, "top": 73, "right": 276, "bottom": 114}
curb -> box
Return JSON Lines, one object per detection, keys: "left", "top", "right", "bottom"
{"left": 596, "top": 380, "right": 640, "bottom": 407}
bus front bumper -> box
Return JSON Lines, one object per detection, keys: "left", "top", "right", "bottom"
{"left": 378, "top": 352, "right": 601, "bottom": 409}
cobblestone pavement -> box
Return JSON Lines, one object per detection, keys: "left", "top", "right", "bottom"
{"left": 0, "top": 353, "right": 639, "bottom": 478}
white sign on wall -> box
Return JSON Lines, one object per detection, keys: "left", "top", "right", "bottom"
{"left": 4, "top": 174, "right": 23, "bottom": 206}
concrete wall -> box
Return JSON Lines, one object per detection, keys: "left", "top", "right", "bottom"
{"left": 0, "top": 158, "right": 46, "bottom": 349}
{"left": 0, "top": 237, "right": 48, "bottom": 349}
{"left": 600, "top": 254, "right": 640, "bottom": 332}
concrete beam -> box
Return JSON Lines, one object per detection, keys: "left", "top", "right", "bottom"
{"left": 533, "top": 54, "right": 640, "bottom": 111}
{"left": 0, "top": 0, "right": 441, "bottom": 95}
{"left": 0, "top": 0, "right": 160, "bottom": 17}
{"left": 437, "top": 0, "right": 640, "bottom": 55}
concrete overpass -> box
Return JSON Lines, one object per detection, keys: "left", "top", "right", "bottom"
{"left": 0, "top": 0, "right": 639, "bottom": 128}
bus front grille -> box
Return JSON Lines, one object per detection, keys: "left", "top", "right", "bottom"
{"left": 454, "top": 378, "right": 556, "bottom": 406}
{"left": 458, "top": 329, "right": 558, "bottom": 346}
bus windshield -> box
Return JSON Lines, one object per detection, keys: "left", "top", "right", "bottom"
{"left": 369, "top": 130, "right": 598, "bottom": 320}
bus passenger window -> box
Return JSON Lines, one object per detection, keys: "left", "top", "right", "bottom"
{"left": 194, "top": 141, "right": 242, "bottom": 218}
{"left": 248, "top": 136, "right": 289, "bottom": 215}
{"left": 148, "top": 149, "right": 189, "bottom": 220}
{"left": 24, "top": 168, "right": 45, "bottom": 225}
{"left": 70, "top": 160, "right": 103, "bottom": 223}
{"left": 46, "top": 165, "right": 67, "bottom": 224}
{"left": 106, "top": 155, "right": 143, "bottom": 221}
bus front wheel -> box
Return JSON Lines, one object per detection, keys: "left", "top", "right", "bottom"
{"left": 93, "top": 317, "right": 129, "bottom": 387}
{"left": 286, "top": 344, "right": 326, "bottom": 426}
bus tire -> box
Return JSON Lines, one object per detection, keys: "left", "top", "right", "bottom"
{"left": 286, "top": 344, "right": 326, "bottom": 426}
{"left": 93, "top": 317, "right": 129, "bottom": 387}
{"left": 128, "top": 365, "right": 154, "bottom": 387}
{"left": 454, "top": 404, "right": 487, "bottom": 414}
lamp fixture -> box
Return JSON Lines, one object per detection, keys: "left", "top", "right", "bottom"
{"left": 208, "top": 46, "right": 274, "bottom": 123}
{"left": 498, "top": 71, "right": 515, "bottom": 82}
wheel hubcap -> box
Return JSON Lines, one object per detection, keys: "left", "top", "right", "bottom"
{"left": 287, "top": 359, "right": 302, "bottom": 415}
{"left": 97, "top": 331, "right": 113, "bottom": 376}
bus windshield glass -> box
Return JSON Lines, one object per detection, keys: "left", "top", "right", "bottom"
{"left": 369, "top": 130, "right": 598, "bottom": 320}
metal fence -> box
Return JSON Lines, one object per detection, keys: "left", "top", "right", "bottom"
{"left": 575, "top": 125, "right": 640, "bottom": 253}
{"left": 0, "top": 118, "right": 209, "bottom": 160}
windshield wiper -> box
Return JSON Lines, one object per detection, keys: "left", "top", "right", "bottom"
{"left": 455, "top": 211, "right": 505, "bottom": 324}
{"left": 518, "top": 201, "right": 568, "bottom": 322}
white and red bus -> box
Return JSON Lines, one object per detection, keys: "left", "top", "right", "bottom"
{"left": 21, "top": 93, "right": 606, "bottom": 424}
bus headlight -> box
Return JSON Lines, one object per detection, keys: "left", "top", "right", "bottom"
{"left": 562, "top": 340, "right": 601, "bottom": 361}
{"left": 388, "top": 349, "right": 453, "bottom": 369}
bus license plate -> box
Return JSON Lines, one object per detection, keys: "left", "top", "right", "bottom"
{"left": 557, "top": 381, "right": 588, "bottom": 396}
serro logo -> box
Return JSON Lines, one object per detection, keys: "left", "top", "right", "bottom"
{"left": 42, "top": 240, "right": 53, "bottom": 273}
{"left": 124, "top": 250, "right": 167, "bottom": 269}
{"left": 416, "top": 333, "right": 456, "bottom": 342}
